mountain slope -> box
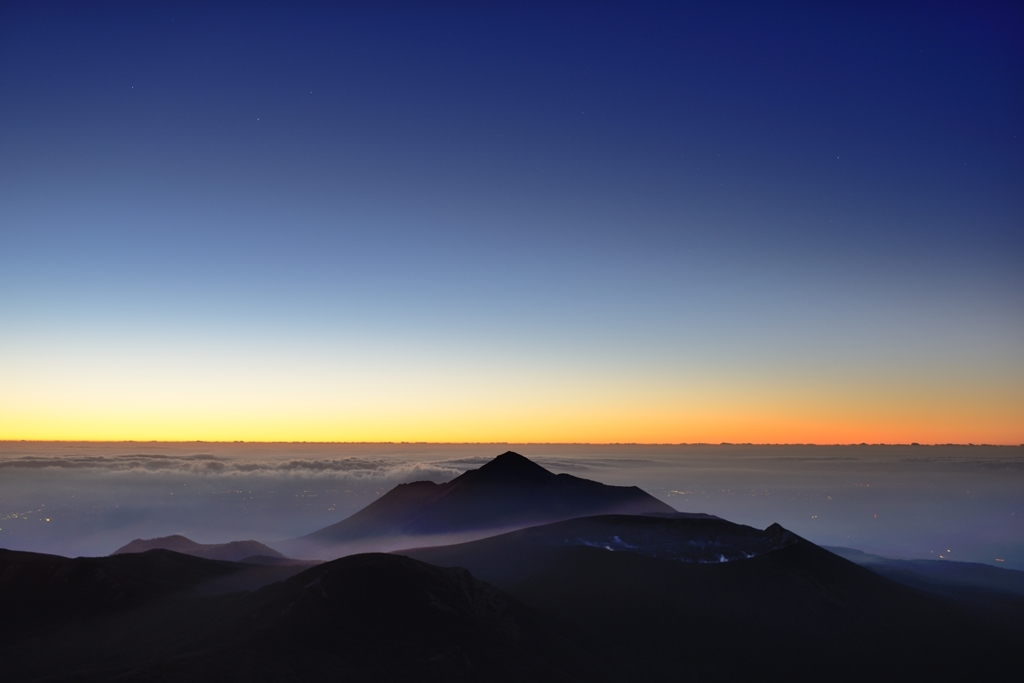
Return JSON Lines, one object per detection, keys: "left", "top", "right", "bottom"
{"left": 400, "top": 514, "right": 1020, "bottom": 682}
{"left": 4, "top": 516, "right": 1019, "bottom": 681}
{"left": 825, "top": 545, "right": 1024, "bottom": 617}
{"left": 114, "top": 534, "right": 284, "bottom": 562}
{"left": 0, "top": 549, "right": 611, "bottom": 683}
{"left": 0, "top": 548, "right": 242, "bottom": 642}
{"left": 296, "top": 452, "right": 673, "bottom": 554}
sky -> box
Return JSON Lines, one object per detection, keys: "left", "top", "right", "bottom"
{"left": 1, "top": 1, "right": 1022, "bottom": 443}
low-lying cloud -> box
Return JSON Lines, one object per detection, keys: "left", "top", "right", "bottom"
{"left": 0, "top": 452, "right": 466, "bottom": 482}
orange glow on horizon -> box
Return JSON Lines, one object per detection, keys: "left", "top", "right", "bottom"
{"left": 3, "top": 338, "right": 1020, "bottom": 446}
{"left": 2, "top": 406, "right": 1020, "bottom": 446}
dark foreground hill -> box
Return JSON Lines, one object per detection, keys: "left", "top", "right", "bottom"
{"left": 287, "top": 451, "right": 673, "bottom": 557}
{"left": 3, "top": 513, "right": 1020, "bottom": 682}
{"left": 400, "top": 514, "right": 1021, "bottom": 682}
{"left": 0, "top": 548, "right": 243, "bottom": 642}
{"left": 0, "top": 548, "right": 609, "bottom": 683}
{"left": 114, "top": 534, "right": 284, "bottom": 562}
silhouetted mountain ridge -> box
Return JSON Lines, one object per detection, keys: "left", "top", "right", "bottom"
{"left": 423, "top": 514, "right": 802, "bottom": 565}
{"left": 114, "top": 534, "right": 284, "bottom": 562}
{"left": 400, "top": 514, "right": 1020, "bottom": 681}
{"left": 2, "top": 511, "right": 1019, "bottom": 681}
{"left": 300, "top": 452, "right": 674, "bottom": 548}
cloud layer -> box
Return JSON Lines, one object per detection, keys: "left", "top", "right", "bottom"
{"left": 0, "top": 452, "right": 466, "bottom": 482}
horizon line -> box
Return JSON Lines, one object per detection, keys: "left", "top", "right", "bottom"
{"left": 2, "top": 440, "right": 1021, "bottom": 448}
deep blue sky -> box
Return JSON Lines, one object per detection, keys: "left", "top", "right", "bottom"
{"left": 1, "top": 1, "right": 1021, "bottom": 442}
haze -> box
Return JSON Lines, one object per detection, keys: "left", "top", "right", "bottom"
{"left": 0, "top": 442, "right": 1020, "bottom": 569}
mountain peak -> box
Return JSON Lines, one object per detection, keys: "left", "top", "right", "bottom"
{"left": 475, "top": 451, "right": 556, "bottom": 481}
{"left": 297, "top": 450, "right": 675, "bottom": 549}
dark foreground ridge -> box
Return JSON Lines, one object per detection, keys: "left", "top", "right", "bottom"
{"left": 0, "top": 548, "right": 607, "bottom": 683}
{"left": 1, "top": 512, "right": 1020, "bottom": 682}
{"left": 114, "top": 534, "right": 284, "bottom": 562}
{"left": 298, "top": 451, "right": 674, "bottom": 548}
{"left": 401, "top": 514, "right": 1022, "bottom": 682}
